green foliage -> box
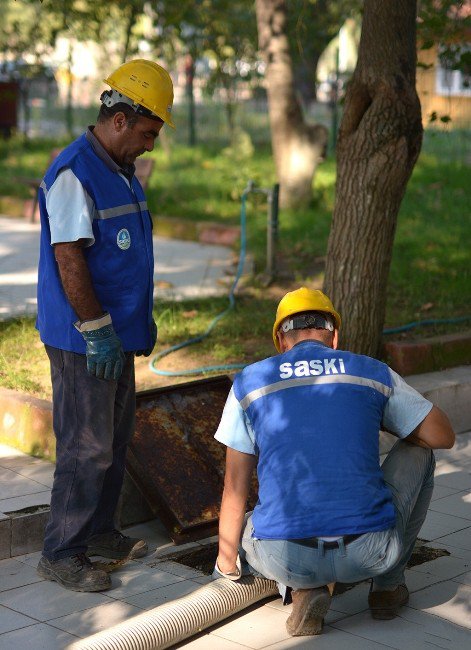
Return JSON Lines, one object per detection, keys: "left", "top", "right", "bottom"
{"left": 287, "top": 0, "right": 360, "bottom": 99}
{"left": 144, "top": 140, "right": 275, "bottom": 226}
{"left": 154, "top": 296, "right": 274, "bottom": 357}
{"left": 418, "top": 0, "right": 470, "bottom": 73}
{"left": 389, "top": 143, "right": 470, "bottom": 320}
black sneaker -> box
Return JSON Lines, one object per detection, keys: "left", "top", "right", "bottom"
{"left": 86, "top": 530, "right": 148, "bottom": 559}
{"left": 37, "top": 553, "right": 112, "bottom": 592}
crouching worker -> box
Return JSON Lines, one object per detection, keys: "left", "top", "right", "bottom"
{"left": 213, "top": 287, "right": 454, "bottom": 636}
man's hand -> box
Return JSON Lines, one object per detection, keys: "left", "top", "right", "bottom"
{"left": 213, "top": 554, "right": 242, "bottom": 581}
{"left": 76, "top": 314, "right": 125, "bottom": 381}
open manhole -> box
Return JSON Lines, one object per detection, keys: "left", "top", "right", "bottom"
{"left": 167, "top": 538, "right": 451, "bottom": 592}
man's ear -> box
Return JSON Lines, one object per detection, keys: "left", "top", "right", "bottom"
{"left": 277, "top": 330, "right": 286, "bottom": 353}
{"left": 332, "top": 329, "right": 339, "bottom": 350}
{"left": 278, "top": 331, "right": 291, "bottom": 353}
{"left": 113, "top": 111, "right": 127, "bottom": 132}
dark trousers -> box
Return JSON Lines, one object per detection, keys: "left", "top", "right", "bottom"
{"left": 43, "top": 345, "right": 136, "bottom": 561}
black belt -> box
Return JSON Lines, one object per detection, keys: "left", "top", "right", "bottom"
{"left": 292, "top": 534, "right": 362, "bottom": 550}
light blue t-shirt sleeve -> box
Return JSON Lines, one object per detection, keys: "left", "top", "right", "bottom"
{"left": 46, "top": 169, "right": 95, "bottom": 246}
{"left": 382, "top": 369, "right": 433, "bottom": 438}
{"left": 214, "top": 386, "right": 257, "bottom": 455}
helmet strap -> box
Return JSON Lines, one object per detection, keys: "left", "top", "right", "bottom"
{"left": 100, "top": 89, "right": 163, "bottom": 123}
{"left": 280, "top": 312, "right": 334, "bottom": 334}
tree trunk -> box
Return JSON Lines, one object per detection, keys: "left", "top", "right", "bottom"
{"left": 323, "top": 0, "right": 423, "bottom": 357}
{"left": 255, "top": 0, "right": 328, "bottom": 209}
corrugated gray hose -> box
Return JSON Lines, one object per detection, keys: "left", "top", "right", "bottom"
{"left": 67, "top": 576, "right": 278, "bottom": 650}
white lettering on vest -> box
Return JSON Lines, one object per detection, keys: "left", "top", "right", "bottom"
{"left": 309, "top": 360, "right": 323, "bottom": 375}
{"left": 279, "top": 358, "right": 346, "bottom": 379}
{"left": 294, "top": 360, "right": 310, "bottom": 377}
{"left": 279, "top": 362, "right": 293, "bottom": 379}
{"left": 323, "top": 358, "right": 338, "bottom": 375}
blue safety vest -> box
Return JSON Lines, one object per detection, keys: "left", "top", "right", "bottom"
{"left": 36, "top": 134, "right": 154, "bottom": 353}
{"left": 232, "top": 340, "right": 396, "bottom": 539}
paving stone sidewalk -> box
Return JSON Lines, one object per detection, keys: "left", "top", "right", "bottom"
{"left": 0, "top": 431, "right": 470, "bottom": 649}
{"left": 0, "top": 215, "right": 235, "bottom": 320}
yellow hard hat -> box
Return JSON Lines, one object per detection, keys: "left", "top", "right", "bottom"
{"left": 103, "top": 59, "right": 175, "bottom": 129}
{"left": 272, "top": 287, "right": 341, "bottom": 352}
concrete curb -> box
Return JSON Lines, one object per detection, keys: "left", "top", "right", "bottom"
{"left": 382, "top": 331, "right": 471, "bottom": 376}
{"left": 0, "top": 387, "right": 54, "bottom": 460}
{"left": 406, "top": 365, "right": 471, "bottom": 435}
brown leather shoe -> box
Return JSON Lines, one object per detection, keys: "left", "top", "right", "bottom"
{"left": 286, "top": 586, "right": 332, "bottom": 636}
{"left": 368, "top": 583, "right": 409, "bottom": 619}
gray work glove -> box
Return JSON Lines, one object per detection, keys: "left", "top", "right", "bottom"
{"left": 75, "top": 313, "right": 125, "bottom": 381}
{"left": 212, "top": 555, "right": 242, "bottom": 581}
{"left": 136, "top": 319, "right": 158, "bottom": 357}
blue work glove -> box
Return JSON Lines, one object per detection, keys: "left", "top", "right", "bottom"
{"left": 75, "top": 313, "right": 125, "bottom": 380}
{"left": 136, "top": 319, "right": 158, "bottom": 357}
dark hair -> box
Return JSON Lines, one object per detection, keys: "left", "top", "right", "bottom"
{"left": 283, "top": 327, "right": 334, "bottom": 347}
{"left": 97, "top": 102, "right": 139, "bottom": 127}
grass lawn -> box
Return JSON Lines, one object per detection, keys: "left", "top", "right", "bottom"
{"left": 0, "top": 127, "right": 469, "bottom": 399}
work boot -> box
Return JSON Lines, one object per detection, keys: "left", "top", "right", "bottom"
{"left": 37, "top": 553, "right": 112, "bottom": 592}
{"left": 368, "top": 583, "right": 409, "bottom": 619}
{"left": 86, "top": 529, "right": 148, "bottom": 559}
{"left": 286, "top": 586, "right": 332, "bottom": 636}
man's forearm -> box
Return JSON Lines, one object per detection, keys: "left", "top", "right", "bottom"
{"left": 217, "top": 487, "right": 247, "bottom": 573}
{"left": 404, "top": 432, "right": 432, "bottom": 448}
{"left": 217, "top": 448, "right": 256, "bottom": 574}
{"left": 54, "top": 241, "right": 103, "bottom": 321}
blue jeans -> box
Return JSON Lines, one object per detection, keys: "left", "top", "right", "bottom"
{"left": 43, "top": 346, "right": 136, "bottom": 561}
{"left": 241, "top": 440, "right": 435, "bottom": 592}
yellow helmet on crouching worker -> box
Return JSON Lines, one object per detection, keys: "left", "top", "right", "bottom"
{"left": 102, "top": 59, "right": 175, "bottom": 129}
{"left": 272, "top": 287, "right": 341, "bottom": 352}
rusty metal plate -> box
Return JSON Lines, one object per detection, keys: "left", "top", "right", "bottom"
{"left": 128, "top": 375, "right": 243, "bottom": 542}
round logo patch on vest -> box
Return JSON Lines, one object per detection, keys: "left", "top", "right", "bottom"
{"left": 117, "top": 228, "right": 131, "bottom": 250}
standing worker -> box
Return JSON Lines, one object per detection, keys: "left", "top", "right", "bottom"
{"left": 214, "top": 287, "right": 454, "bottom": 635}
{"left": 35, "top": 60, "right": 175, "bottom": 592}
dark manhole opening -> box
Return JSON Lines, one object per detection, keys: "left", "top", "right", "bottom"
{"left": 408, "top": 538, "right": 450, "bottom": 566}
{"left": 168, "top": 543, "right": 219, "bottom": 575}
{"left": 169, "top": 538, "right": 450, "bottom": 594}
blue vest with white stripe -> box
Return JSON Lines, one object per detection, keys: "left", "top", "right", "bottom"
{"left": 233, "top": 340, "right": 395, "bottom": 539}
{"left": 36, "top": 133, "right": 154, "bottom": 353}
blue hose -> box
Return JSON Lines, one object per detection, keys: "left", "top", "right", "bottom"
{"left": 383, "top": 315, "right": 471, "bottom": 335}
{"left": 149, "top": 191, "right": 250, "bottom": 377}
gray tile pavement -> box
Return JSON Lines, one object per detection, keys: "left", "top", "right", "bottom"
{"left": 0, "top": 433, "right": 470, "bottom": 649}
{"left": 0, "top": 215, "right": 235, "bottom": 321}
